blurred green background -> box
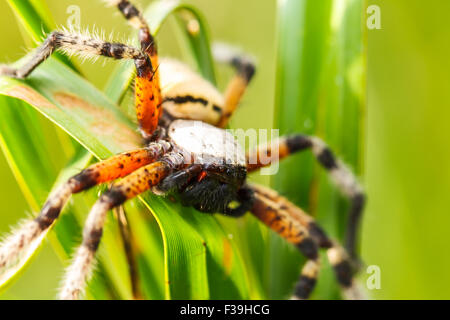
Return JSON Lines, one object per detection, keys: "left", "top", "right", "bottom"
{"left": 0, "top": 0, "right": 449, "bottom": 299}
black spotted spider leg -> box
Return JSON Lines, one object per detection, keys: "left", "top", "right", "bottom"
{"left": 249, "top": 186, "right": 321, "bottom": 299}
{"left": 108, "top": 0, "right": 163, "bottom": 138}
{"left": 249, "top": 184, "right": 362, "bottom": 300}
{"left": 0, "top": 143, "right": 168, "bottom": 282}
{"left": 156, "top": 164, "right": 203, "bottom": 193}
{"left": 0, "top": 31, "right": 145, "bottom": 79}
{"left": 246, "top": 134, "right": 366, "bottom": 261}
{"left": 212, "top": 44, "right": 256, "bottom": 127}
{"left": 109, "top": 0, "right": 155, "bottom": 52}
{"left": 59, "top": 151, "right": 184, "bottom": 300}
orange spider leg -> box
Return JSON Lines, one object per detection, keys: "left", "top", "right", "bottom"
{"left": 59, "top": 152, "right": 184, "bottom": 299}
{"left": 250, "top": 184, "right": 362, "bottom": 300}
{"left": 135, "top": 58, "right": 162, "bottom": 138}
{"left": 212, "top": 44, "right": 256, "bottom": 128}
{"left": 0, "top": 142, "right": 170, "bottom": 272}
{"left": 246, "top": 135, "right": 365, "bottom": 261}
{"left": 114, "top": 0, "right": 163, "bottom": 138}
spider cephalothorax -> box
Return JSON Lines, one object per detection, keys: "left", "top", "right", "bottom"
{"left": 0, "top": 0, "right": 365, "bottom": 300}
{"left": 158, "top": 120, "right": 249, "bottom": 215}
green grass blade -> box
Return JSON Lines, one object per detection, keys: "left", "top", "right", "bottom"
{"left": 272, "top": 0, "right": 366, "bottom": 299}
{"left": 141, "top": 196, "right": 249, "bottom": 299}
{"left": 6, "top": 0, "right": 51, "bottom": 43}
{"left": 124, "top": 200, "right": 165, "bottom": 299}
{"left": 103, "top": 61, "right": 135, "bottom": 106}
{"left": 313, "top": 0, "right": 367, "bottom": 298}
{"left": 170, "top": 8, "right": 216, "bottom": 84}
{"left": 271, "top": 0, "right": 333, "bottom": 299}
{"left": 145, "top": 1, "right": 216, "bottom": 83}
{"left": 0, "top": 97, "right": 55, "bottom": 208}
{"left": 0, "top": 60, "right": 140, "bottom": 158}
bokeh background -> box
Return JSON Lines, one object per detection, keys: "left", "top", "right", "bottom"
{"left": 0, "top": 0, "right": 449, "bottom": 299}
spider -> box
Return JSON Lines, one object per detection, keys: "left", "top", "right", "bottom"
{"left": 0, "top": 0, "right": 365, "bottom": 300}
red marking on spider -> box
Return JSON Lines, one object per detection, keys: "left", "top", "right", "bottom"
{"left": 197, "top": 171, "right": 208, "bottom": 182}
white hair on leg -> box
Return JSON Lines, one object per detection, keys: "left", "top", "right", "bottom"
{"left": 309, "top": 136, "right": 363, "bottom": 198}
{"left": 342, "top": 281, "right": 367, "bottom": 300}
{"left": 58, "top": 245, "right": 97, "bottom": 300}
{"left": 58, "top": 199, "right": 110, "bottom": 300}
{"left": 329, "top": 163, "right": 364, "bottom": 198}
{"left": 53, "top": 26, "right": 139, "bottom": 64}
{"left": 326, "top": 243, "right": 366, "bottom": 300}
{"left": 0, "top": 183, "right": 73, "bottom": 284}
{"left": 0, "top": 220, "right": 44, "bottom": 281}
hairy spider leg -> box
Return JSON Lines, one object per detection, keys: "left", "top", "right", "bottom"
{"left": 0, "top": 31, "right": 145, "bottom": 79}
{"left": 250, "top": 189, "right": 320, "bottom": 299}
{"left": 246, "top": 134, "right": 366, "bottom": 261}
{"left": 250, "top": 184, "right": 363, "bottom": 300}
{"left": 0, "top": 142, "right": 169, "bottom": 273}
{"left": 59, "top": 152, "right": 184, "bottom": 300}
{"left": 111, "top": 0, "right": 163, "bottom": 138}
{"left": 156, "top": 164, "right": 203, "bottom": 193}
{"left": 111, "top": 0, "right": 155, "bottom": 53}
{"left": 0, "top": 27, "right": 160, "bottom": 138}
{"left": 212, "top": 44, "right": 256, "bottom": 127}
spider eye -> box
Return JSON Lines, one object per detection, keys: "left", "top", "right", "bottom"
{"left": 227, "top": 200, "right": 240, "bottom": 210}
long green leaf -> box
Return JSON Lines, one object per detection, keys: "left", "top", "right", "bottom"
{"left": 273, "top": 0, "right": 366, "bottom": 299}
{"left": 0, "top": 96, "right": 56, "bottom": 292}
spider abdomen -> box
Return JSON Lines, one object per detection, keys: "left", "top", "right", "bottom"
{"left": 160, "top": 59, "right": 225, "bottom": 125}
